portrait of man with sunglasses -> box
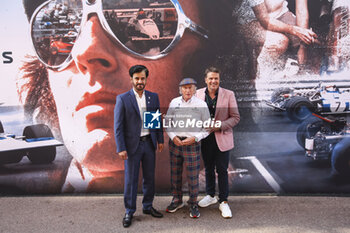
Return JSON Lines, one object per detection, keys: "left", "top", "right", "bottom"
{"left": 17, "top": 0, "right": 230, "bottom": 193}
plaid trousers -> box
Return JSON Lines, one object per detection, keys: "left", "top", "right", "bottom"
{"left": 169, "top": 139, "right": 201, "bottom": 205}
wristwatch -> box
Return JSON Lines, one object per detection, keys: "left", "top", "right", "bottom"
{"left": 194, "top": 136, "right": 199, "bottom": 142}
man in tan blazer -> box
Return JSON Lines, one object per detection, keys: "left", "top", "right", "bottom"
{"left": 196, "top": 67, "right": 240, "bottom": 218}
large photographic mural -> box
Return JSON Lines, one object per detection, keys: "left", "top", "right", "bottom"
{"left": 1, "top": 0, "right": 350, "bottom": 195}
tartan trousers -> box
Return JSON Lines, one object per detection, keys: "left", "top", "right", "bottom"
{"left": 169, "top": 139, "right": 201, "bottom": 205}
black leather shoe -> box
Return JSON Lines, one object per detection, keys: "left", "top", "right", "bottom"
{"left": 143, "top": 207, "right": 163, "bottom": 218}
{"left": 122, "top": 213, "right": 133, "bottom": 228}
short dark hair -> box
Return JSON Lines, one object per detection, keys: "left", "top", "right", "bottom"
{"left": 204, "top": 66, "right": 220, "bottom": 78}
{"left": 129, "top": 65, "right": 149, "bottom": 78}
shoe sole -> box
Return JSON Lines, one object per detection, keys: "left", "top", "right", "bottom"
{"left": 143, "top": 210, "right": 163, "bottom": 218}
{"left": 166, "top": 203, "right": 184, "bottom": 213}
{"left": 122, "top": 220, "right": 132, "bottom": 228}
{"left": 198, "top": 199, "right": 218, "bottom": 208}
{"left": 190, "top": 213, "right": 200, "bottom": 218}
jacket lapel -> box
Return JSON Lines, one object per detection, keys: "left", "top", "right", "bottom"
{"left": 129, "top": 89, "right": 141, "bottom": 118}
{"left": 199, "top": 88, "right": 206, "bottom": 101}
{"left": 145, "top": 90, "right": 151, "bottom": 111}
{"left": 215, "top": 87, "right": 224, "bottom": 119}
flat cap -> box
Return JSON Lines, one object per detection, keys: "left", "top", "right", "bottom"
{"left": 179, "top": 78, "right": 197, "bottom": 86}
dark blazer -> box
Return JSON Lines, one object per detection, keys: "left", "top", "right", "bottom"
{"left": 114, "top": 89, "right": 164, "bottom": 155}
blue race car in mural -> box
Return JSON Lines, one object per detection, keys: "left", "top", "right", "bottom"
{"left": 266, "top": 83, "right": 350, "bottom": 177}
{"left": 265, "top": 83, "right": 350, "bottom": 121}
{"left": 0, "top": 121, "right": 63, "bottom": 164}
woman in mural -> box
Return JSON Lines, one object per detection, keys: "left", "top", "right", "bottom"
{"left": 18, "top": 0, "right": 231, "bottom": 193}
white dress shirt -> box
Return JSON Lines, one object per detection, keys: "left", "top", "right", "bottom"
{"left": 165, "top": 95, "right": 210, "bottom": 142}
{"left": 133, "top": 88, "right": 150, "bottom": 137}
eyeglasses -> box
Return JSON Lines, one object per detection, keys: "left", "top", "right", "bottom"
{"left": 30, "top": 0, "right": 209, "bottom": 70}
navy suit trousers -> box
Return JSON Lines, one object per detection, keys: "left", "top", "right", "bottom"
{"left": 124, "top": 138, "right": 155, "bottom": 215}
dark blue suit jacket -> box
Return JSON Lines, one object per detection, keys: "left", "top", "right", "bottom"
{"left": 114, "top": 89, "right": 164, "bottom": 155}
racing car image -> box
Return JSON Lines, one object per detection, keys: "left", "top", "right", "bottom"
{"left": 127, "top": 18, "right": 161, "bottom": 40}
{"left": 125, "top": 15, "right": 174, "bottom": 42}
{"left": 0, "top": 121, "right": 63, "bottom": 164}
{"left": 265, "top": 83, "right": 350, "bottom": 121}
{"left": 49, "top": 38, "right": 74, "bottom": 55}
{"left": 296, "top": 113, "right": 350, "bottom": 177}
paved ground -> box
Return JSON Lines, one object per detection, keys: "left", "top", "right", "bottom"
{"left": 1, "top": 195, "right": 349, "bottom": 233}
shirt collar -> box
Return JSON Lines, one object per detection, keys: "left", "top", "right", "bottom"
{"left": 133, "top": 88, "right": 145, "bottom": 98}
{"left": 205, "top": 87, "right": 219, "bottom": 97}
{"left": 181, "top": 95, "right": 194, "bottom": 103}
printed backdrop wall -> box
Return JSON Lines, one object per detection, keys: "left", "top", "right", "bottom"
{"left": 1, "top": 0, "right": 350, "bottom": 195}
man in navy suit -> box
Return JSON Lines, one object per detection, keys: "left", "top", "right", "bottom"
{"left": 114, "top": 65, "right": 164, "bottom": 228}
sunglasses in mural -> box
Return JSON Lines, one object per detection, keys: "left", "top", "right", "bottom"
{"left": 30, "top": 0, "right": 209, "bottom": 70}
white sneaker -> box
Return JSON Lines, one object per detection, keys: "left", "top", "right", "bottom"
{"left": 198, "top": 195, "right": 217, "bottom": 207}
{"left": 219, "top": 201, "right": 232, "bottom": 218}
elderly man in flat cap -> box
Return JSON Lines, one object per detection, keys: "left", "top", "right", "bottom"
{"left": 164, "top": 78, "right": 211, "bottom": 218}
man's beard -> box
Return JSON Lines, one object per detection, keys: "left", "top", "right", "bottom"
{"left": 135, "top": 84, "right": 145, "bottom": 91}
